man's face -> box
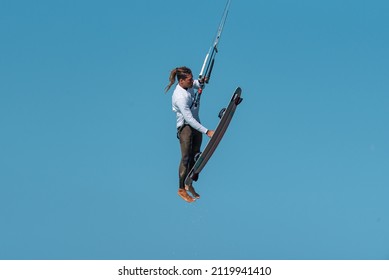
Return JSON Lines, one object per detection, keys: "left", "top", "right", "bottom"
{"left": 179, "top": 74, "right": 194, "bottom": 89}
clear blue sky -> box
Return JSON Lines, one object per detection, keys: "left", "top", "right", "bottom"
{"left": 1, "top": 0, "right": 388, "bottom": 260}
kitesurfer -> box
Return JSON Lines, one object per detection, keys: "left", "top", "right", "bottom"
{"left": 165, "top": 66, "right": 214, "bottom": 203}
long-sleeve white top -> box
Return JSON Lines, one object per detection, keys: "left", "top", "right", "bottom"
{"left": 172, "top": 80, "right": 208, "bottom": 134}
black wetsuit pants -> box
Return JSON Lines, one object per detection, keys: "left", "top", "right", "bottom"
{"left": 177, "top": 125, "right": 202, "bottom": 189}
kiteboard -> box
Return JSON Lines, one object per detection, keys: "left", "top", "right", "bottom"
{"left": 184, "top": 87, "right": 243, "bottom": 187}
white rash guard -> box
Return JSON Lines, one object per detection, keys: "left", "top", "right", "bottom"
{"left": 172, "top": 80, "right": 208, "bottom": 134}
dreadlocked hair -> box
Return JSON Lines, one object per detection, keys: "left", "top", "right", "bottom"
{"left": 164, "top": 66, "right": 193, "bottom": 93}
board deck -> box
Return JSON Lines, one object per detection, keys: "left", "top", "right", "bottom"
{"left": 185, "top": 87, "right": 242, "bottom": 186}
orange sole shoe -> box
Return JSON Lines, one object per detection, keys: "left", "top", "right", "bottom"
{"left": 178, "top": 189, "right": 195, "bottom": 203}
{"left": 185, "top": 185, "right": 200, "bottom": 199}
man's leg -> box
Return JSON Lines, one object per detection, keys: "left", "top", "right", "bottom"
{"left": 177, "top": 126, "right": 195, "bottom": 202}
{"left": 185, "top": 128, "right": 202, "bottom": 199}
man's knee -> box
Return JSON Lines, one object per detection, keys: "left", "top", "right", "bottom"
{"left": 181, "top": 154, "right": 190, "bottom": 167}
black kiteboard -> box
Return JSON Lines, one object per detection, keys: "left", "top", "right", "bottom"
{"left": 185, "top": 87, "right": 243, "bottom": 186}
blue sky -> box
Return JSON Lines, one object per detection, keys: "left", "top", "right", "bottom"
{"left": 1, "top": 0, "right": 388, "bottom": 260}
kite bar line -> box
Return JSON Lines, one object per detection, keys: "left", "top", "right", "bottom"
{"left": 193, "top": 0, "right": 231, "bottom": 107}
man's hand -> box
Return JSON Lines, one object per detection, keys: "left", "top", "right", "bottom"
{"left": 206, "top": 130, "right": 215, "bottom": 138}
